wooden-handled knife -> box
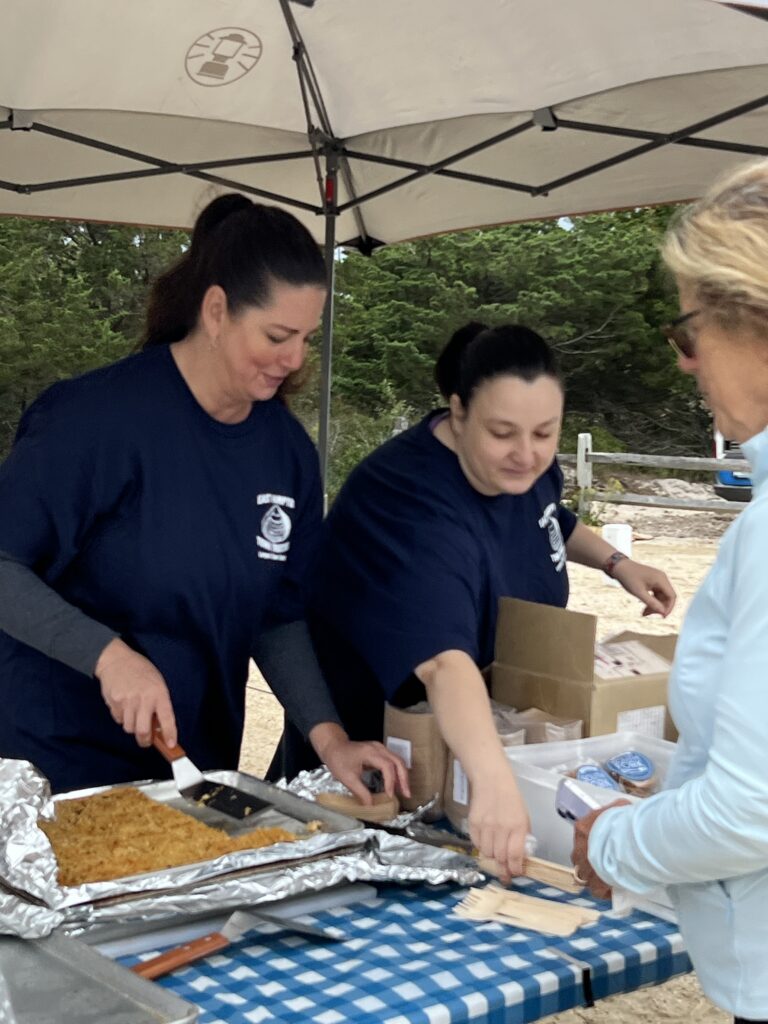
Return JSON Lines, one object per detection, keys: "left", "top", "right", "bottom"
{"left": 132, "top": 909, "right": 345, "bottom": 980}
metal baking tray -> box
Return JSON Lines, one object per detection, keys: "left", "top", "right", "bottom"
{"left": 50, "top": 770, "right": 366, "bottom": 908}
{"left": 0, "top": 930, "right": 197, "bottom": 1023}
{"left": 1, "top": 765, "right": 482, "bottom": 941}
{"left": 55, "top": 769, "right": 360, "bottom": 837}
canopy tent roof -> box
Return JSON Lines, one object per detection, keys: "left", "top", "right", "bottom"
{"left": 1, "top": 0, "right": 767, "bottom": 249}
{"left": 2, "top": 0, "right": 767, "bottom": 481}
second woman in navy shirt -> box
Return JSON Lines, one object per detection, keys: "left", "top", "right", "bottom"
{"left": 274, "top": 322, "right": 675, "bottom": 876}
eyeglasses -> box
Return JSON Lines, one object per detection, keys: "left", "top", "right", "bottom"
{"left": 661, "top": 309, "right": 700, "bottom": 360}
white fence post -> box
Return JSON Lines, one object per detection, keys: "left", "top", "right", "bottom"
{"left": 576, "top": 432, "right": 593, "bottom": 516}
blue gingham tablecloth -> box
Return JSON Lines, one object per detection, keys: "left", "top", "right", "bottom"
{"left": 121, "top": 880, "right": 691, "bottom": 1024}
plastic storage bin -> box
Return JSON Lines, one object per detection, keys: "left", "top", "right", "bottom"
{"left": 506, "top": 732, "right": 676, "bottom": 865}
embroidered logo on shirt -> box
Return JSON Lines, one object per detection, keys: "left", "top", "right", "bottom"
{"left": 256, "top": 493, "right": 294, "bottom": 562}
{"left": 538, "top": 502, "right": 566, "bottom": 572}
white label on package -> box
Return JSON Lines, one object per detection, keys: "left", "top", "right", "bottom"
{"left": 453, "top": 759, "right": 469, "bottom": 806}
{"left": 616, "top": 705, "right": 666, "bottom": 739}
{"left": 386, "top": 736, "right": 412, "bottom": 768}
{"left": 594, "top": 640, "right": 671, "bottom": 679}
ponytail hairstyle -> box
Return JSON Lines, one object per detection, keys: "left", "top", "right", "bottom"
{"left": 141, "top": 194, "right": 326, "bottom": 350}
{"left": 435, "top": 321, "right": 562, "bottom": 407}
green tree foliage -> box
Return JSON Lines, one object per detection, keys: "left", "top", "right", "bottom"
{"left": 0, "top": 218, "right": 186, "bottom": 454}
{"left": 331, "top": 242, "right": 478, "bottom": 412}
{"left": 0, "top": 207, "right": 710, "bottom": 486}
{"left": 332, "top": 209, "right": 709, "bottom": 458}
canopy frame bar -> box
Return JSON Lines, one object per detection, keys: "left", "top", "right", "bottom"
{"left": 541, "top": 91, "right": 768, "bottom": 193}
{"left": 337, "top": 91, "right": 768, "bottom": 212}
{"left": 2, "top": 92, "right": 765, "bottom": 213}
{"left": 1, "top": 117, "right": 323, "bottom": 210}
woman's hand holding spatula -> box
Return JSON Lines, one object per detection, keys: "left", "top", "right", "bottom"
{"left": 95, "top": 638, "right": 177, "bottom": 747}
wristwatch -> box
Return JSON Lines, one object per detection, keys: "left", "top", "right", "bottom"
{"left": 602, "top": 551, "right": 629, "bottom": 577}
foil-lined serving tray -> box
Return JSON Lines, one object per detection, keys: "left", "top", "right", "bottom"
{"left": 0, "top": 760, "right": 482, "bottom": 939}
{"left": 51, "top": 769, "right": 367, "bottom": 910}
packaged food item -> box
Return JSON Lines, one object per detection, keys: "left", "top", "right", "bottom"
{"left": 497, "top": 727, "right": 526, "bottom": 748}
{"left": 572, "top": 763, "right": 622, "bottom": 791}
{"left": 557, "top": 759, "right": 621, "bottom": 791}
{"left": 605, "top": 750, "right": 657, "bottom": 796}
{"left": 509, "top": 707, "right": 583, "bottom": 744}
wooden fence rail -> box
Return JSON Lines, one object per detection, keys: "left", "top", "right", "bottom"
{"left": 566, "top": 432, "right": 750, "bottom": 516}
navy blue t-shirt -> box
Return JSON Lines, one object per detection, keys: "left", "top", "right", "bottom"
{"left": 0, "top": 345, "right": 321, "bottom": 791}
{"left": 307, "top": 412, "right": 577, "bottom": 740}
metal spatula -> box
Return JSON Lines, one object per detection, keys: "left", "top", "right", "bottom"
{"left": 152, "top": 722, "right": 270, "bottom": 819}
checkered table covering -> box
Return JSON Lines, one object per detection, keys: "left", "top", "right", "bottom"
{"left": 121, "top": 880, "right": 691, "bottom": 1024}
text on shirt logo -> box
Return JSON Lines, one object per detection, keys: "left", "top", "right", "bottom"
{"left": 538, "top": 502, "right": 566, "bottom": 572}
{"left": 256, "top": 493, "right": 294, "bottom": 561}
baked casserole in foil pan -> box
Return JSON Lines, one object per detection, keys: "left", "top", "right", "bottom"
{"left": 0, "top": 758, "right": 482, "bottom": 938}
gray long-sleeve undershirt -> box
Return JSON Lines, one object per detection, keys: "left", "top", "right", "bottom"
{"left": 0, "top": 550, "right": 342, "bottom": 739}
{"left": 0, "top": 549, "right": 118, "bottom": 675}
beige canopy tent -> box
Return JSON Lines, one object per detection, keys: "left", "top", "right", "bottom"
{"left": 1, "top": 0, "right": 767, "bottom": 478}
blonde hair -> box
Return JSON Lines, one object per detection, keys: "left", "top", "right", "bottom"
{"left": 662, "top": 158, "right": 768, "bottom": 335}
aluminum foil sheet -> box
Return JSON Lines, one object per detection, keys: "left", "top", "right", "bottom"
{"left": 56, "top": 830, "right": 480, "bottom": 939}
{"left": 0, "top": 760, "right": 482, "bottom": 940}
{"left": 0, "top": 759, "right": 64, "bottom": 939}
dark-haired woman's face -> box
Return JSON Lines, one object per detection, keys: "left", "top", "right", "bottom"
{"left": 450, "top": 374, "right": 563, "bottom": 496}
{"left": 218, "top": 282, "right": 326, "bottom": 403}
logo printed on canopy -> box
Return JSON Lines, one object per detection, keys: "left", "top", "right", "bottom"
{"left": 185, "top": 28, "right": 263, "bottom": 87}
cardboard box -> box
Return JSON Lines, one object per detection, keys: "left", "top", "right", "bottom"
{"left": 490, "top": 598, "right": 677, "bottom": 741}
{"left": 383, "top": 703, "right": 448, "bottom": 816}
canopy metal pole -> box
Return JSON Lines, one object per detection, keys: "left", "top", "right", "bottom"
{"left": 277, "top": 0, "right": 369, "bottom": 499}
{"left": 318, "top": 145, "right": 338, "bottom": 504}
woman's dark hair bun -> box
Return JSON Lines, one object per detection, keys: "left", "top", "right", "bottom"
{"left": 434, "top": 321, "right": 488, "bottom": 399}
{"left": 189, "top": 194, "right": 253, "bottom": 253}
{"left": 434, "top": 321, "right": 561, "bottom": 404}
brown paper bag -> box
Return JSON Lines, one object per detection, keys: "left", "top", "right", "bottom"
{"left": 384, "top": 702, "right": 448, "bottom": 817}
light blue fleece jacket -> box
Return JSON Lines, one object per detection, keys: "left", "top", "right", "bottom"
{"left": 589, "top": 426, "right": 768, "bottom": 1019}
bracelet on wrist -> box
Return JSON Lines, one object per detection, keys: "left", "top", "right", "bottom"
{"left": 602, "top": 551, "right": 629, "bottom": 578}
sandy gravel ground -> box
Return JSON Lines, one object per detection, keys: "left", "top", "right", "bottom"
{"left": 240, "top": 483, "right": 738, "bottom": 1023}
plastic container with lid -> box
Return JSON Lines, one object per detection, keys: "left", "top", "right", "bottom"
{"left": 504, "top": 732, "right": 675, "bottom": 866}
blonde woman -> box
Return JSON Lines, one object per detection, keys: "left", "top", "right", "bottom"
{"left": 573, "top": 159, "right": 768, "bottom": 1024}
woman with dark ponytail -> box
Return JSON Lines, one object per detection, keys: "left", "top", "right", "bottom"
{"left": 275, "top": 321, "right": 674, "bottom": 877}
{"left": 0, "top": 193, "right": 407, "bottom": 802}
